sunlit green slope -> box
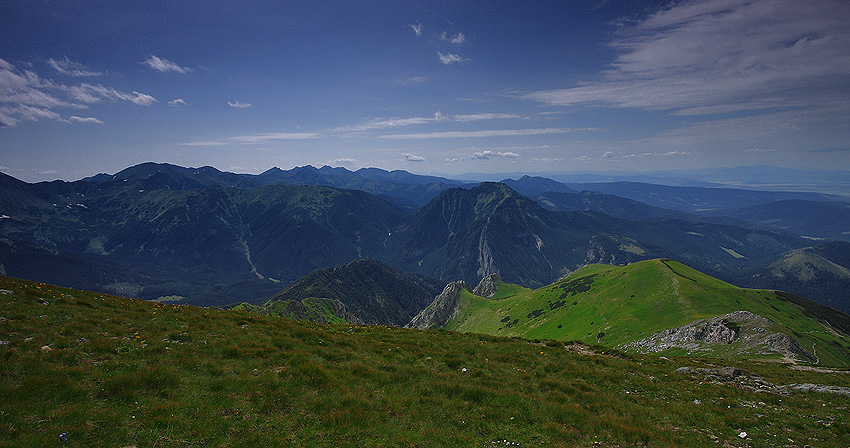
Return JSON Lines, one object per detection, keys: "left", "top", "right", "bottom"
{"left": 445, "top": 259, "right": 850, "bottom": 366}
{"left": 2, "top": 275, "right": 850, "bottom": 447}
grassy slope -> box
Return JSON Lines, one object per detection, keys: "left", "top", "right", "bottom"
{"left": 1, "top": 275, "right": 849, "bottom": 447}
{"left": 446, "top": 259, "right": 850, "bottom": 366}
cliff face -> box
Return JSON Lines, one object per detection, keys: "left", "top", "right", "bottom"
{"left": 405, "top": 281, "right": 471, "bottom": 329}
{"left": 473, "top": 274, "right": 503, "bottom": 298}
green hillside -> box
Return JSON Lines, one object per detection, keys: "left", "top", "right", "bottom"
{"left": 445, "top": 259, "right": 850, "bottom": 366}
{"left": 3, "top": 275, "right": 850, "bottom": 447}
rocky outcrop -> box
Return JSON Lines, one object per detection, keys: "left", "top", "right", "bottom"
{"left": 473, "top": 274, "right": 503, "bottom": 298}
{"left": 676, "top": 366, "right": 850, "bottom": 396}
{"left": 647, "top": 311, "right": 745, "bottom": 345}
{"left": 626, "top": 310, "right": 815, "bottom": 362}
{"left": 405, "top": 281, "right": 471, "bottom": 329}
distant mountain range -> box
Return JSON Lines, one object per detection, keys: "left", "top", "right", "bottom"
{"left": 1, "top": 162, "right": 849, "bottom": 314}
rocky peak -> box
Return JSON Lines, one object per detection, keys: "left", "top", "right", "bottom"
{"left": 405, "top": 281, "right": 471, "bottom": 330}
{"left": 473, "top": 274, "right": 503, "bottom": 298}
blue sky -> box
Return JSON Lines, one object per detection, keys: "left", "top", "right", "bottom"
{"left": 1, "top": 0, "right": 849, "bottom": 182}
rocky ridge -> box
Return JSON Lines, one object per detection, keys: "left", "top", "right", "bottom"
{"left": 626, "top": 311, "right": 815, "bottom": 362}
{"left": 405, "top": 281, "right": 471, "bottom": 330}
{"left": 473, "top": 274, "right": 503, "bottom": 298}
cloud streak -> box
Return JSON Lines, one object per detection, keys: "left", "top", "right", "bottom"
{"left": 68, "top": 116, "right": 104, "bottom": 124}
{"left": 473, "top": 150, "right": 519, "bottom": 159}
{"left": 181, "top": 132, "right": 320, "bottom": 146}
{"left": 525, "top": 0, "right": 850, "bottom": 116}
{"left": 0, "top": 58, "right": 155, "bottom": 126}
{"left": 377, "top": 127, "right": 593, "bottom": 139}
{"left": 438, "top": 52, "right": 468, "bottom": 65}
{"left": 142, "top": 55, "right": 192, "bottom": 74}
{"left": 47, "top": 57, "right": 101, "bottom": 77}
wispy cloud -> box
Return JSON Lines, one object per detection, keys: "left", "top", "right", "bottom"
{"left": 67, "top": 115, "right": 103, "bottom": 124}
{"left": 377, "top": 127, "right": 593, "bottom": 139}
{"left": 0, "top": 58, "right": 155, "bottom": 126}
{"left": 410, "top": 23, "right": 423, "bottom": 36}
{"left": 525, "top": 0, "right": 850, "bottom": 117}
{"left": 453, "top": 113, "right": 521, "bottom": 122}
{"left": 341, "top": 111, "right": 521, "bottom": 133}
{"left": 472, "top": 150, "right": 520, "bottom": 159}
{"left": 168, "top": 98, "right": 188, "bottom": 107}
{"left": 181, "top": 132, "right": 320, "bottom": 146}
{"left": 228, "top": 132, "right": 320, "bottom": 144}
{"left": 403, "top": 153, "right": 425, "bottom": 162}
{"left": 438, "top": 52, "right": 468, "bottom": 65}
{"left": 441, "top": 32, "right": 466, "bottom": 44}
{"left": 142, "top": 55, "right": 192, "bottom": 74}
{"left": 394, "top": 76, "right": 427, "bottom": 85}
{"left": 47, "top": 57, "right": 101, "bottom": 77}
{"left": 68, "top": 83, "right": 156, "bottom": 106}
{"left": 338, "top": 112, "right": 447, "bottom": 132}
{"left": 577, "top": 150, "right": 694, "bottom": 162}
{"left": 331, "top": 158, "right": 358, "bottom": 165}
{"left": 228, "top": 100, "right": 251, "bottom": 109}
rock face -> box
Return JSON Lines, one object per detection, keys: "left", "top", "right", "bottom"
{"left": 473, "top": 274, "right": 503, "bottom": 298}
{"left": 649, "top": 311, "right": 745, "bottom": 345}
{"left": 626, "top": 310, "right": 815, "bottom": 362}
{"left": 405, "top": 281, "right": 471, "bottom": 329}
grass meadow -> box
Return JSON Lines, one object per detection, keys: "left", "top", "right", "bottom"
{"left": 1, "top": 275, "right": 848, "bottom": 447}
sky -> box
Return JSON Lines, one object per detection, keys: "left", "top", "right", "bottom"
{"left": 1, "top": 0, "right": 849, "bottom": 182}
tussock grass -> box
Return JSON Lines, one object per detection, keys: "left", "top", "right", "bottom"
{"left": 0, "top": 275, "right": 848, "bottom": 447}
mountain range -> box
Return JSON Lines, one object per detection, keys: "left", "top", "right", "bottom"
{"left": 1, "top": 162, "right": 849, "bottom": 315}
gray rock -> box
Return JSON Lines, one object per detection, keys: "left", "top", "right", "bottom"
{"left": 625, "top": 311, "right": 815, "bottom": 362}
{"left": 405, "top": 281, "right": 471, "bottom": 329}
{"left": 473, "top": 274, "right": 503, "bottom": 298}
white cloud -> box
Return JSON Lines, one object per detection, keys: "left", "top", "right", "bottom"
{"left": 168, "top": 98, "right": 188, "bottom": 107}
{"left": 339, "top": 111, "right": 447, "bottom": 132}
{"left": 178, "top": 140, "right": 229, "bottom": 147}
{"left": 68, "top": 115, "right": 103, "bottom": 124}
{"left": 68, "top": 83, "right": 156, "bottom": 106}
{"left": 228, "top": 132, "right": 320, "bottom": 144}
{"left": 0, "top": 104, "right": 60, "bottom": 125}
{"left": 47, "top": 57, "right": 101, "bottom": 77}
{"left": 142, "top": 55, "right": 192, "bottom": 74}
{"left": 438, "top": 52, "right": 468, "bottom": 65}
{"left": 228, "top": 101, "right": 251, "bottom": 109}
{"left": 341, "top": 112, "right": 521, "bottom": 133}
{"left": 394, "top": 76, "right": 427, "bottom": 85}
{"left": 180, "top": 132, "right": 319, "bottom": 146}
{"left": 378, "top": 127, "right": 593, "bottom": 139}
{"left": 0, "top": 59, "right": 156, "bottom": 126}
{"left": 410, "top": 23, "right": 423, "bottom": 36}
{"left": 403, "top": 153, "right": 425, "bottom": 162}
{"left": 453, "top": 113, "right": 521, "bottom": 122}
{"left": 441, "top": 32, "right": 466, "bottom": 44}
{"left": 331, "top": 158, "right": 358, "bottom": 165}
{"left": 525, "top": 0, "right": 850, "bottom": 116}
{"left": 472, "top": 150, "right": 520, "bottom": 159}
